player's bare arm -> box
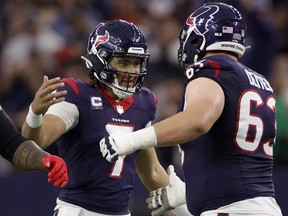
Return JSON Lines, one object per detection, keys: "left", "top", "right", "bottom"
{"left": 13, "top": 140, "right": 68, "bottom": 188}
{"left": 99, "top": 77, "right": 225, "bottom": 160}
{"left": 136, "top": 148, "right": 168, "bottom": 191}
{"left": 154, "top": 77, "right": 225, "bottom": 146}
{"left": 12, "top": 140, "right": 46, "bottom": 170}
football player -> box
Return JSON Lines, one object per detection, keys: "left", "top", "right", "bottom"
{"left": 22, "top": 19, "right": 190, "bottom": 216}
{"left": 0, "top": 105, "right": 68, "bottom": 188}
{"left": 99, "top": 3, "right": 283, "bottom": 216}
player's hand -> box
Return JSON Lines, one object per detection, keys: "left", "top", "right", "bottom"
{"left": 99, "top": 134, "right": 119, "bottom": 162}
{"left": 42, "top": 154, "right": 68, "bottom": 188}
{"left": 31, "top": 76, "right": 67, "bottom": 115}
{"left": 146, "top": 165, "right": 186, "bottom": 216}
{"left": 99, "top": 125, "right": 137, "bottom": 163}
{"left": 99, "top": 125, "right": 156, "bottom": 162}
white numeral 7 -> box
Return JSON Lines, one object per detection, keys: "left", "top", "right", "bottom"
{"left": 107, "top": 124, "right": 134, "bottom": 178}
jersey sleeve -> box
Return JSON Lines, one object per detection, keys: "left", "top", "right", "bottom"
{"left": 58, "top": 78, "right": 80, "bottom": 104}
{"left": 46, "top": 101, "right": 79, "bottom": 131}
{"left": 0, "top": 106, "right": 27, "bottom": 162}
{"left": 187, "top": 57, "right": 239, "bottom": 90}
{"left": 46, "top": 78, "right": 82, "bottom": 131}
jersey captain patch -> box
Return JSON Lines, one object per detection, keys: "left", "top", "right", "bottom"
{"left": 90, "top": 96, "right": 103, "bottom": 110}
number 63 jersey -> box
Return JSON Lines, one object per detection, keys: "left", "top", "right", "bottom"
{"left": 179, "top": 55, "right": 277, "bottom": 215}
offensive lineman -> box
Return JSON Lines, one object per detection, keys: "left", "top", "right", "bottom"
{"left": 100, "top": 3, "right": 283, "bottom": 216}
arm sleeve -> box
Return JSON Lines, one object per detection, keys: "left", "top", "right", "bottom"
{"left": 45, "top": 101, "right": 79, "bottom": 132}
{"left": 0, "top": 106, "right": 28, "bottom": 162}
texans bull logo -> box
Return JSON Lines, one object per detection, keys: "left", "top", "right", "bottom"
{"left": 185, "top": 4, "right": 219, "bottom": 35}
{"left": 88, "top": 23, "right": 110, "bottom": 55}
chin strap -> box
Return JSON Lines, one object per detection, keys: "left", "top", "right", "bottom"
{"left": 111, "top": 77, "right": 135, "bottom": 99}
{"left": 112, "top": 87, "right": 133, "bottom": 99}
{"left": 81, "top": 55, "right": 136, "bottom": 99}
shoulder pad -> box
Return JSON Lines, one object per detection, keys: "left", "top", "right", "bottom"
{"left": 61, "top": 78, "right": 80, "bottom": 96}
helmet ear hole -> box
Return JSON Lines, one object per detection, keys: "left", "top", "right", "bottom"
{"left": 191, "top": 37, "right": 201, "bottom": 46}
{"left": 182, "top": 35, "right": 204, "bottom": 65}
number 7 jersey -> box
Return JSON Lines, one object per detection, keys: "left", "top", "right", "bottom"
{"left": 53, "top": 78, "right": 157, "bottom": 215}
{"left": 179, "top": 55, "right": 276, "bottom": 215}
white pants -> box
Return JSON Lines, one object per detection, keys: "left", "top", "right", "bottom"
{"left": 200, "top": 197, "right": 282, "bottom": 216}
{"left": 53, "top": 198, "right": 131, "bottom": 216}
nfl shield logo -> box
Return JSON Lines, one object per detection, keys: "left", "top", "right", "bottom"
{"left": 116, "top": 105, "right": 124, "bottom": 114}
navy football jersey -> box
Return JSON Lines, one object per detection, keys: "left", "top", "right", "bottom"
{"left": 54, "top": 78, "right": 157, "bottom": 214}
{"left": 179, "top": 55, "right": 276, "bottom": 215}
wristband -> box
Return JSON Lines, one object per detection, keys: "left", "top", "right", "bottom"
{"left": 25, "top": 105, "right": 43, "bottom": 128}
{"left": 132, "top": 126, "right": 157, "bottom": 149}
{"left": 106, "top": 125, "right": 157, "bottom": 156}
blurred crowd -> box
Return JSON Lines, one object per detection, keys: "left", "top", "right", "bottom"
{"left": 0, "top": 0, "right": 288, "bottom": 215}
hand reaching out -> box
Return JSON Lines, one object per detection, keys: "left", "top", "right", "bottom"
{"left": 99, "top": 125, "right": 128, "bottom": 162}
{"left": 146, "top": 165, "right": 187, "bottom": 216}
{"left": 42, "top": 154, "right": 68, "bottom": 188}
{"left": 31, "top": 76, "right": 67, "bottom": 115}
{"left": 99, "top": 125, "right": 157, "bottom": 163}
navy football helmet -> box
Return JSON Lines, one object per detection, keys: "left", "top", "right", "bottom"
{"left": 178, "top": 2, "right": 247, "bottom": 68}
{"left": 82, "top": 19, "right": 149, "bottom": 99}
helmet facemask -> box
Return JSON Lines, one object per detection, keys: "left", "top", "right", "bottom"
{"left": 178, "top": 28, "right": 205, "bottom": 69}
{"left": 106, "top": 54, "right": 148, "bottom": 99}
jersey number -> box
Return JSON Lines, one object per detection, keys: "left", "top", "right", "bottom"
{"left": 108, "top": 124, "right": 134, "bottom": 178}
{"left": 235, "top": 90, "right": 276, "bottom": 157}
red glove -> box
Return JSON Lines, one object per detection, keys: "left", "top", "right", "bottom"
{"left": 42, "top": 154, "right": 68, "bottom": 188}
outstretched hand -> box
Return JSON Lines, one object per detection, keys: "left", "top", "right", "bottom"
{"left": 99, "top": 125, "right": 157, "bottom": 163}
{"left": 99, "top": 125, "right": 126, "bottom": 163}
{"left": 31, "top": 76, "right": 67, "bottom": 115}
{"left": 42, "top": 154, "right": 68, "bottom": 188}
{"left": 99, "top": 124, "right": 142, "bottom": 162}
{"left": 99, "top": 133, "right": 119, "bottom": 162}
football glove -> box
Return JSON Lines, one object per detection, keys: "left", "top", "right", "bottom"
{"left": 42, "top": 154, "right": 68, "bottom": 188}
{"left": 146, "top": 165, "right": 187, "bottom": 216}
{"left": 99, "top": 134, "right": 119, "bottom": 162}
{"left": 99, "top": 125, "right": 157, "bottom": 163}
